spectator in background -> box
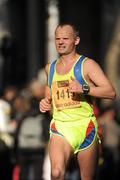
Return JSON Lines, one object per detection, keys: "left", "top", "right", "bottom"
{"left": 2, "top": 85, "right": 18, "bottom": 107}
{"left": 98, "top": 105, "right": 120, "bottom": 180}
{"left": 2, "top": 85, "right": 18, "bottom": 127}
{"left": 13, "top": 69, "right": 50, "bottom": 180}
{"left": 0, "top": 87, "right": 17, "bottom": 180}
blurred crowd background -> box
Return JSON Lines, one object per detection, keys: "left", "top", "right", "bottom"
{"left": 0, "top": 0, "right": 120, "bottom": 180}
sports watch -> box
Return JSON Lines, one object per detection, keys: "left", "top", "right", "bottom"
{"left": 82, "top": 84, "right": 90, "bottom": 95}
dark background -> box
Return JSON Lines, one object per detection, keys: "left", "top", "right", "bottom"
{"left": 0, "top": 0, "right": 120, "bottom": 89}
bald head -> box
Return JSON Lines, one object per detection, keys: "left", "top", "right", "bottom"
{"left": 55, "top": 23, "right": 79, "bottom": 38}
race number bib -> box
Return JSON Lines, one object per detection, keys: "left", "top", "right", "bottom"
{"left": 52, "top": 80, "right": 81, "bottom": 110}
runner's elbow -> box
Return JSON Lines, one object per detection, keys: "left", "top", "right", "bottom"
{"left": 110, "top": 88, "right": 116, "bottom": 100}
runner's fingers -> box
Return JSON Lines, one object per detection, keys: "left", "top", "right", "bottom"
{"left": 39, "top": 100, "right": 51, "bottom": 112}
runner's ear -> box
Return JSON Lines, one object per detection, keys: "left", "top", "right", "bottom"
{"left": 75, "top": 36, "right": 80, "bottom": 45}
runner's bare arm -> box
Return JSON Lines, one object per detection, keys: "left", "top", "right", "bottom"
{"left": 39, "top": 64, "right": 52, "bottom": 113}
{"left": 69, "top": 59, "right": 116, "bottom": 99}
{"left": 85, "top": 59, "right": 116, "bottom": 99}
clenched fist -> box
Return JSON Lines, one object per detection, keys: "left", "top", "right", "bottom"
{"left": 39, "top": 97, "right": 52, "bottom": 113}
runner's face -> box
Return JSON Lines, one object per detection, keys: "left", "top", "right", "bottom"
{"left": 55, "top": 25, "right": 79, "bottom": 55}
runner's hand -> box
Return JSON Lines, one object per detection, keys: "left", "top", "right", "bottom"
{"left": 69, "top": 76, "right": 82, "bottom": 93}
{"left": 39, "top": 97, "right": 52, "bottom": 113}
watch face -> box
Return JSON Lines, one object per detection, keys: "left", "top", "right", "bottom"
{"left": 82, "top": 84, "right": 90, "bottom": 94}
{"left": 83, "top": 84, "right": 89, "bottom": 90}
